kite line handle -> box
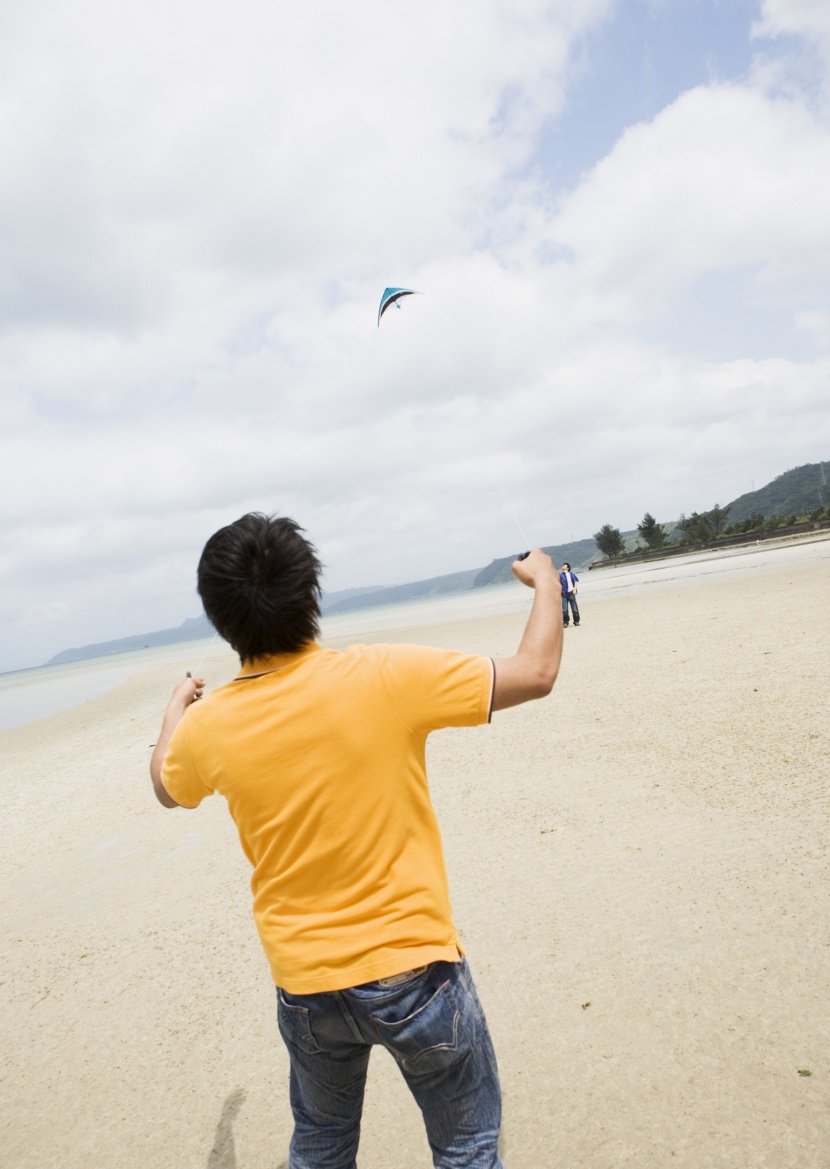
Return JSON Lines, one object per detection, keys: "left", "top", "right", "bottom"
{"left": 517, "top": 551, "right": 531, "bottom": 561}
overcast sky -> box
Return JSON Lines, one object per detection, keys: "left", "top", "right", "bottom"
{"left": 2, "top": 0, "right": 829, "bottom": 671}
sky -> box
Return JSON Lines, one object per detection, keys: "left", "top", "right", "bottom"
{"left": 2, "top": 0, "right": 829, "bottom": 671}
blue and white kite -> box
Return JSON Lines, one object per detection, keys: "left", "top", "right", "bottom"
{"left": 377, "top": 286, "right": 418, "bottom": 326}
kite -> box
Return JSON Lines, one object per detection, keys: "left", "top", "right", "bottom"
{"left": 377, "top": 287, "right": 418, "bottom": 326}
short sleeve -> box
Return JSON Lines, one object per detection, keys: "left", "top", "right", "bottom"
{"left": 160, "top": 710, "right": 214, "bottom": 809}
{"left": 379, "top": 645, "right": 493, "bottom": 735}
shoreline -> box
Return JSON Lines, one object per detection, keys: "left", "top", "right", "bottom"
{"left": 4, "top": 535, "right": 829, "bottom": 733}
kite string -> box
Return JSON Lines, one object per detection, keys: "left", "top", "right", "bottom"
{"left": 380, "top": 286, "right": 532, "bottom": 551}
{"left": 283, "top": 469, "right": 309, "bottom": 518}
{"left": 493, "top": 479, "right": 532, "bottom": 552}
{"left": 188, "top": 631, "right": 219, "bottom": 679}
{"left": 439, "top": 370, "right": 532, "bottom": 551}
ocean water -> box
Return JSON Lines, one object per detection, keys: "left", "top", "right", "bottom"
{"left": 0, "top": 636, "right": 226, "bottom": 733}
{"left": 0, "top": 584, "right": 531, "bottom": 733}
{"left": 3, "top": 534, "right": 826, "bottom": 733}
{"left": 320, "top": 580, "right": 530, "bottom": 639}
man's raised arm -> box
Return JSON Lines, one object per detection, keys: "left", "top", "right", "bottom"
{"left": 491, "top": 548, "right": 563, "bottom": 712}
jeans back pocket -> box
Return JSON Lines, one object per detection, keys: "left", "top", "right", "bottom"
{"left": 369, "top": 978, "right": 472, "bottom": 1075}
{"left": 277, "top": 989, "right": 324, "bottom": 1056}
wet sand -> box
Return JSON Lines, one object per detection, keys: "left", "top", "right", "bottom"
{"left": 2, "top": 538, "right": 829, "bottom": 1168}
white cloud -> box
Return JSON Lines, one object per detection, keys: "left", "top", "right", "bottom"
{"left": 793, "top": 309, "right": 830, "bottom": 350}
{"left": 755, "top": 0, "right": 830, "bottom": 60}
{"left": 752, "top": 0, "right": 830, "bottom": 108}
{"left": 1, "top": 0, "right": 830, "bottom": 672}
{"left": 0, "top": 0, "right": 611, "bottom": 330}
{"left": 545, "top": 83, "right": 830, "bottom": 326}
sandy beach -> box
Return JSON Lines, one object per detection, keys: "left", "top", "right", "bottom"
{"left": 2, "top": 537, "right": 828, "bottom": 1169}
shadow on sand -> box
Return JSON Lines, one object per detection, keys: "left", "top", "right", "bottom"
{"left": 205, "top": 1088, "right": 287, "bottom": 1169}
{"left": 206, "top": 1089, "right": 246, "bottom": 1169}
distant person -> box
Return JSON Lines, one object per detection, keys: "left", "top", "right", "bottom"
{"left": 150, "top": 514, "right": 563, "bottom": 1169}
{"left": 560, "top": 561, "right": 580, "bottom": 627}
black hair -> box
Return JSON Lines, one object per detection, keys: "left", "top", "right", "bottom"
{"left": 197, "top": 513, "right": 323, "bottom": 663}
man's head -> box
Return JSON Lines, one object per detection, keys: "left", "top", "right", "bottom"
{"left": 562, "top": 562, "right": 571, "bottom": 572}
{"left": 197, "top": 513, "right": 322, "bottom": 663}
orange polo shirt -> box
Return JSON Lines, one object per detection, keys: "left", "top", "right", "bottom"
{"left": 161, "top": 642, "right": 493, "bottom": 993}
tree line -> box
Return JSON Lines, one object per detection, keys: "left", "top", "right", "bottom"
{"left": 593, "top": 503, "right": 830, "bottom": 561}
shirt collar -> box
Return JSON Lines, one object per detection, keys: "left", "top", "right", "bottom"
{"left": 235, "top": 641, "right": 322, "bottom": 680}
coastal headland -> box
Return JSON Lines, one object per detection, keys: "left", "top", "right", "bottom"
{"left": 1, "top": 538, "right": 828, "bottom": 1168}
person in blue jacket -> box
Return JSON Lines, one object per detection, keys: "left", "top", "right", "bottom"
{"left": 560, "top": 562, "right": 580, "bottom": 627}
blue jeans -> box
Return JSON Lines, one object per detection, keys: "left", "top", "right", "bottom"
{"left": 276, "top": 958, "right": 505, "bottom": 1168}
{"left": 562, "top": 592, "right": 580, "bottom": 625}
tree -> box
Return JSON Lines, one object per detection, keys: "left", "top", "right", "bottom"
{"left": 676, "top": 512, "right": 709, "bottom": 543}
{"left": 707, "top": 503, "right": 731, "bottom": 537}
{"left": 677, "top": 504, "right": 731, "bottom": 544}
{"left": 594, "top": 523, "right": 624, "bottom": 559}
{"left": 636, "top": 512, "right": 667, "bottom": 550}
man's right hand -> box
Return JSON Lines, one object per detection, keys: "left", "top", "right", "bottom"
{"left": 511, "top": 547, "right": 557, "bottom": 587}
{"left": 492, "top": 549, "right": 563, "bottom": 712}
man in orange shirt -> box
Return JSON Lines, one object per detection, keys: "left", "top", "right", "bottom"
{"left": 151, "top": 513, "right": 562, "bottom": 1169}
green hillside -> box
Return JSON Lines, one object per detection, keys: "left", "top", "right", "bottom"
{"left": 726, "top": 461, "right": 830, "bottom": 522}
{"left": 324, "top": 568, "right": 481, "bottom": 614}
{"left": 474, "top": 538, "right": 598, "bottom": 586}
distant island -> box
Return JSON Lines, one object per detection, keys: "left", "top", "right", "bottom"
{"left": 46, "top": 459, "right": 829, "bottom": 666}
{"left": 46, "top": 616, "right": 218, "bottom": 666}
